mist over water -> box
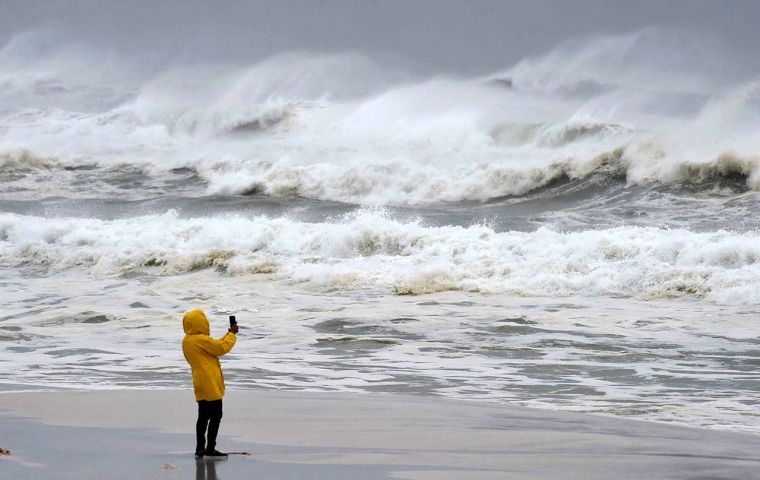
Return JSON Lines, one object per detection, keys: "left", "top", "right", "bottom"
{"left": 2, "top": 24, "right": 760, "bottom": 433}
{"left": 3, "top": 27, "right": 760, "bottom": 205}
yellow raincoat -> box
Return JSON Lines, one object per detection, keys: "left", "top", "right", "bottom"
{"left": 182, "top": 309, "right": 237, "bottom": 401}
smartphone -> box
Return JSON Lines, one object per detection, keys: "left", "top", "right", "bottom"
{"left": 229, "top": 315, "right": 237, "bottom": 328}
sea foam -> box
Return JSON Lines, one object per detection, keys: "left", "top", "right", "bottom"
{"left": 2, "top": 210, "right": 759, "bottom": 304}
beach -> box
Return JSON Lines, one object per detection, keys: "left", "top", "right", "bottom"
{"left": 2, "top": 389, "right": 760, "bottom": 479}
{"left": 3, "top": 4, "right": 760, "bottom": 480}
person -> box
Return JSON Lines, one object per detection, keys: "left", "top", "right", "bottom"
{"left": 182, "top": 309, "right": 238, "bottom": 457}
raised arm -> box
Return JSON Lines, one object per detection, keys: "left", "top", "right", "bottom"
{"left": 199, "top": 332, "right": 237, "bottom": 357}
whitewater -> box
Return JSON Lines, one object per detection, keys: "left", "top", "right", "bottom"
{"left": 2, "top": 27, "right": 760, "bottom": 434}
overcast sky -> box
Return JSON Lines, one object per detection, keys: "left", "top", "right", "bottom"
{"left": 1, "top": 0, "right": 759, "bottom": 73}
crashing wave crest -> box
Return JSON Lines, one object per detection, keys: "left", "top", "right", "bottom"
{"left": 0, "top": 149, "right": 63, "bottom": 170}
{"left": 1, "top": 210, "right": 759, "bottom": 304}
{"left": 2, "top": 28, "right": 760, "bottom": 204}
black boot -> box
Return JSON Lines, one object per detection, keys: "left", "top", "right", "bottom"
{"left": 204, "top": 449, "right": 228, "bottom": 457}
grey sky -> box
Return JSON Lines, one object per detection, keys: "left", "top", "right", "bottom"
{"left": 1, "top": 0, "right": 759, "bottom": 73}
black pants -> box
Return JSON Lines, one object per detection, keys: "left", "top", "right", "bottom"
{"left": 196, "top": 399, "right": 223, "bottom": 452}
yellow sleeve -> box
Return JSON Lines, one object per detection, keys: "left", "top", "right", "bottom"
{"left": 199, "top": 332, "right": 237, "bottom": 357}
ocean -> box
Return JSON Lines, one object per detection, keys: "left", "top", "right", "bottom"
{"left": 1, "top": 28, "right": 759, "bottom": 433}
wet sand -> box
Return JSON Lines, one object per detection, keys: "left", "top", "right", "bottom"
{"left": 1, "top": 389, "right": 760, "bottom": 479}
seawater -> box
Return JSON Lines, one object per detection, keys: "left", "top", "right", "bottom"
{"left": 1, "top": 27, "right": 760, "bottom": 433}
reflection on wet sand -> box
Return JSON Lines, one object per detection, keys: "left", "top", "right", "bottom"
{"left": 196, "top": 456, "right": 222, "bottom": 480}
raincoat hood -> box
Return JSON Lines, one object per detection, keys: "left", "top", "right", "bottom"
{"left": 183, "top": 309, "right": 210, "bottom": 336}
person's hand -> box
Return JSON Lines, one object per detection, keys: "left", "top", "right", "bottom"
{"left": 229, "top": 323, "right": 239, "bottom": 334}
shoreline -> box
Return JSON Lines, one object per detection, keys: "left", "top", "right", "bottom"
{"left": 2, "top": 389, "right": 760, "bottom": 479}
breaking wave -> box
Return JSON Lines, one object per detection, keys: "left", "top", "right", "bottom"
{"left": 2, "top": 210, "right": 759, "bottom": 304}
{"left": 0, "top": 149, "right": 64, "bottom": 170}
{"left": 2, "top": 28, "right": 760, "bottom": 204}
